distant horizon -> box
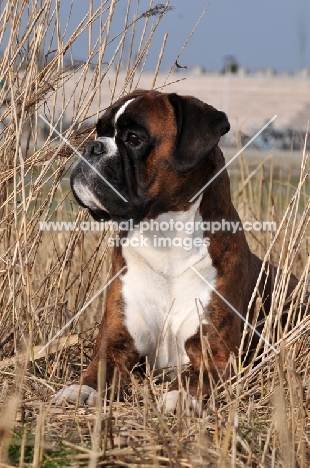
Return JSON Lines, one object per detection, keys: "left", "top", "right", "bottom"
{"left": 60, "top": 58, "right": 310, "bottom": 75}
{"left": 3, "top": 52, "right": 310, "bottom": 75}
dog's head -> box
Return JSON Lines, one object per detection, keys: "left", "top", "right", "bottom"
{"left": 70, "top": 90, "right": 230, "bottom": 223}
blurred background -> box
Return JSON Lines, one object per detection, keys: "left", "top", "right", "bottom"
{"left": 1, "top": 0, "right": 310, "bottom": 149}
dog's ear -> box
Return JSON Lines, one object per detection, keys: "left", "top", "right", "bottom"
{"left": 168, "top": 93, "right": 230, "bottom": 174}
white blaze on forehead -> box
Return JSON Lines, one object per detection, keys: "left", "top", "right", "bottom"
{"left": 114, "top": 98, "right": 135, "bottom": 130}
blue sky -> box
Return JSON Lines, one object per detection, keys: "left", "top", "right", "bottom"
{"left": 61, "top": 0, "right": 310, "bottom": 72}
{"left": 3, "top": 0, "right": 310, "bottom": 72}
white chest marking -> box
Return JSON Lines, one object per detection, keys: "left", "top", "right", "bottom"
{"left": 121, "top": 198, "right": 217, "bottom": 378}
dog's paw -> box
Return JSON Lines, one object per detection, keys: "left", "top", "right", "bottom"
{"left": 158, "top": 389, "right": 202, "bottom": 415}
{"left": 53, "top": 384, "right": 98, "bottom": 406}
{"left": 158, "top": 390, "right": 179, "bottom": 413}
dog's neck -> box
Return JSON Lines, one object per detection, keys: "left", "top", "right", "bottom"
{"left": 124, "top": 195, "right": 211, "bottom": 278}
{"left": 119, "top": 147, "right": 245, "bottom": 278}
{"left": 148, "top": 195, "right": 203, "bottom": 240}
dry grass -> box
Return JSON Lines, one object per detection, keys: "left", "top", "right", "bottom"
{"left": 0, "top": 1, "right": 310, "bottom": 466}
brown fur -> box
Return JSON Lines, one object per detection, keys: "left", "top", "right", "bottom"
{"left": 78, "top": 91, "right": 300, "bottom": 402}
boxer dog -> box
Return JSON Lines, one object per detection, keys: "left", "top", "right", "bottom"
{"left": 53, "top": 90, "right": 298, "bottom": 411}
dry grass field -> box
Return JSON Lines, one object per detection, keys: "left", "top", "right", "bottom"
{"left": 0, "top": 1, "right": 309, "bottom": 466}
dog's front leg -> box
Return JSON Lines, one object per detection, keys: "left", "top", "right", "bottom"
{"left": 53, "top": 282, "right": 140, "bottom": 407}
{"left": 53, "top": 314, "right": 139, "bottom": 406}
{"left": 82, "top": 313, "right": 140, "bottom": 396}
{"left": 161, "top": 308, "right": 240, "bottom": 414}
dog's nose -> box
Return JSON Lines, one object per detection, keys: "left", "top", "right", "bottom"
{"left": 84, "top": 140, "right": 105, "bottom": 157}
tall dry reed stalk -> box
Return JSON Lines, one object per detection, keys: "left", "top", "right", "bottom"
{"left": 0, "top": 1, "right": 309, "bottom": 466}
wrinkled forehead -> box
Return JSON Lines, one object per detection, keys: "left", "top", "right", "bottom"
{"left": 95, "top": 95, "right": 135, "bottom": 136}
{"left": 96, "top": 92, "right": 176, "bottom": 137}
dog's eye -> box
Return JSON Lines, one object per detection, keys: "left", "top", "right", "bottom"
{"left": 126, "top": 133, "right": 142, "bottom": 148}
